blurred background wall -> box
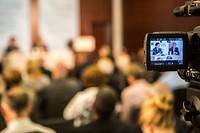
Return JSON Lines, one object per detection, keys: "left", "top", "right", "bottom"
{"left": 0, "top": 0, "right": 199, "bottom": 58}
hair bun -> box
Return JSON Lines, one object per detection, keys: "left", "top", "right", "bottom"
{"left": 154, "top": 93, "right": 174, "bottom": 111}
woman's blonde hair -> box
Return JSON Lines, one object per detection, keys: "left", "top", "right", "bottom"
{"left": 81, "top": 64, "right": 106, "bottom": 88}
{"left": 26, "top": 59, "right": 42, "bottom": 78}
{"left": 139, "top": 93, "right": 175, "bottom": 131}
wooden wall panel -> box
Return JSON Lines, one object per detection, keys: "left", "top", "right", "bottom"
{"left": 80, "top": 0, "right": 112, "bottom": 55}
{"left": 123, "top": 0, "right": 200, "bottom": 54}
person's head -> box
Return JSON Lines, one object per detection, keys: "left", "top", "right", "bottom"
{"left": 155, "top": 42, "right": 160, "bottom": 48}
{"left": 139, "top": 93, "right": 175, "bottom": 133}
{"left": 97, "top": 57, "right": 114, "bottom": 75}
{"left": 26, "top": 59, "right": 42, "bottom": 77}
{"left": 93, "top": 85, "right": 117, "bottom": 119}
{"left": 81, "top": 64, "right": 106, "bottom": 88}
{"left": 172, "top": 42, "right": 177, "bottom": 48}
{"left": 98, "top": 45, "right": 111, "bottom": 58}
{"left": 151, "top": 82, "right": 171, "bottom": 94}
{"left": 52, "top": 61, "right": 68, "bottom": 80}
{"left": 125, "top": 63, "right": 145, "bottom": 85}
{"left": 9, "top": 36, "right": 17, "bottom": 46}
{"left": 4, "top": 69, "right": 22, "bottom": 90}
{"left": 0, "top": 87, "right": 35, "bottom": 123}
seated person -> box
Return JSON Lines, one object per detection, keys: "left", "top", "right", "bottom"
{"left": 3, "top": 69, "right": 23, "bottom": 90}
{"left": 152, "top": 42, "right": 163, "bottom": 55}
{"left": 0, "top": 87, "right": 56, "bottom": 133}
{"left": 120, "top": 63, "right": 151, "bottom": 123}
{"left": 168, "top": 42, "right": 180, "bottom": 55}
{"left": 4, "top": 36, "right": 19, "bottom": 54}
{"left": 63, "top": 65, "right": 107, "bottom": 126}
{"left": 32, "top": 37, "right": 48, "bottom": 52}
{"left": 70, "top": 85, "right": 134, "bottom": 133}
{"left": 39, "top": 61, "right": 82, "bottom": 119}
{"left": 139, "top": 93, "right": 190, "bottom": 133}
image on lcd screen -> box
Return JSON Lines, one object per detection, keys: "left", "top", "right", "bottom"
{"left": 150, "top": 37, "right": 183, "bottom": 66}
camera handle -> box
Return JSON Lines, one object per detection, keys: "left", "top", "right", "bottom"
{"left": 181, "top": 95, "right": 200, "bottom": 127}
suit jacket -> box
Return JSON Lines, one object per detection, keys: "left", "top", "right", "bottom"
{"left": 168, "top": 47, "right": 180, "bottom": 55}
{"left": 152, "top": 47, "right": 162, "bottom": 55}
{"left": 39, "top": 77, "right": 82, "bottom": 119}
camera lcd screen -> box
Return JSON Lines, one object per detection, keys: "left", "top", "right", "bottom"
{"left": 145, "top": 33, "right": 189, "bottom": 71}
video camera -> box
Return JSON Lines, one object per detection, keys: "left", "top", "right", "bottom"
{"left": 144, "top": 0, "right": 200, "bottom": 128}
{"left": 174, "top": 0, "right": 200, "bottom": 17}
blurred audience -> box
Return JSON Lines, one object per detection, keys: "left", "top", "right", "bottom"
{"left": 39, "top": 61, "right": 82, "bottom": 119}
{"left": 38, "top": 58, "right": 52, "bottom": 79}
{"left": 0, "top": 87, "right": 56, "bottom": 133}
{"left": 157, "top": 71, "right": 189, "bottom": 91}
{"left": 63, "top": 64, "right": 107, "bottom": 127}
{"left": 0, "top": 75, "right": 5, "bottom": 96}
{"left": 98, "top": 44, "right": 113, "bottom": 60}
{"left": 3, "top": 69, "right": 23, "bottom": 91}
{"left": 139, "top": 93, "right": 190, "bottom": 133}
{"left": 4, "top": 36, "right": 19, "bottom": 54}
{"left": 151, "top": 81, "right": 171, "bottom": 94}
{"left": 74, "top": 53, "right": 93, "bottom": 80}
{"left": 96, "top": 57, "right": 127, "bottom": 100}
{"left": 115, "top": 47, "right": 131, "bottom": 75}
{"left": 2, "top": 49, "right": 27, "bottom": 74}
{"left": 139, "top": 93, "right": 176, "bottom": 133}
{"left": 120, "top": 62, "right": 152, "bottom": 123}
{"left": 136, "top": 47, "right": 160, "bottom": 83}
{"left": 23, "top": 59, "right": 51, "bottom": 92}
{"left": 32, "top": 37, "right": 48, "bottom": 53}
{"left": 0, "top": 61, "right": 3, "bottom": 74}
{"left": 70, "top": 85, "right": 134, "bottom": 133}
{"left": 0, "top": 35, "right": 192, "bottom": 133}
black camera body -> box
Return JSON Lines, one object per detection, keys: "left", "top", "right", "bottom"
{"left": 144, "top": 26, "right": 200, "bottom": 77}
{"left": 144, "top": 0, "right": 200, "bottom": 128}
{"left": 144, "top": 25, "right": 200, "bottom": 128}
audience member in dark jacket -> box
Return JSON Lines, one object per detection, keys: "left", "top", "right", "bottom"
{"left": 70, "top": 85, "right": 134, "bottom": 133}
{"left": 39, "top": 61, "right": 82, "bottom": 119}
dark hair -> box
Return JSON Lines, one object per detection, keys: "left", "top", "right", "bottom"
{"left": 3, "top": 87, "right": 32, "bottom": 114}
{"left": 94, "top": 85, "right": 117, "bottom": 119}
{"left": 155, "top": 42, "right": 160, "bottom": 46}
{"left": 126, "top": 63, "right": 145, "bottom": 80}
{"left": 173, "top": 42, "right": 177, "bottom": 46}
{"left": 7, "top": 93, "right": 28, "bottom": 114}
{"left": 4, "top": 69, "right": 22, "bottom": 90}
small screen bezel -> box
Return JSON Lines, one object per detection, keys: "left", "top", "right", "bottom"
{"left": 145, "top": 33, "right": 189, "bottom": 71}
